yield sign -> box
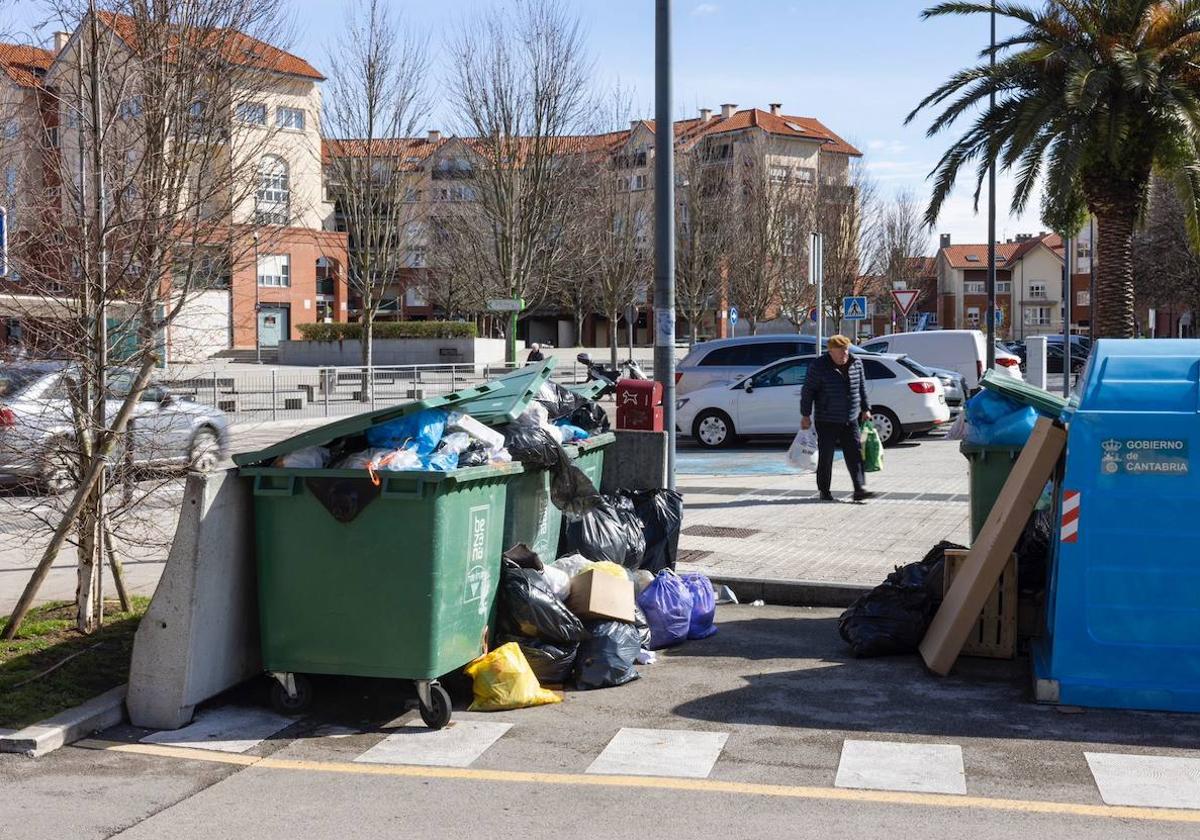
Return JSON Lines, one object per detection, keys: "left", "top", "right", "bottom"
{"left": 892, "top": 289, "right": 920, "bottom": 317}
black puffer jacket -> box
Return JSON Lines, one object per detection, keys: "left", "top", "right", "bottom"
{"left": 801, "top": 353, "right": 870, "bottom": 424}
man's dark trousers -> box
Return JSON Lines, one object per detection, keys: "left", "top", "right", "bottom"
{"left": 815, "top": 421, "right": 865, "bottom": 494}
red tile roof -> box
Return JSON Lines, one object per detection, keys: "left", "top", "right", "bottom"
{"left": 636, "top": 107, "right": 861, "bottom": 156}
{"left": 97, "top": 11, "right": 323, "bottom": 81}
{"left": 0, "top": 43, "right": 54, "bottom": 89}
{"left": 941, "top": 233, "right": 1063, "bottom": 270}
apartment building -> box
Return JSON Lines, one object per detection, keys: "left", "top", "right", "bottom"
{"left": 0, "top": 13, "right": 348, "bottom": 362}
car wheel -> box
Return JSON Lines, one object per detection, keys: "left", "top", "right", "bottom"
{"left": 871, "top": 408, "right": 904, "bottom": 448}
{"left": 693, "top": 409, "right": 736, "bottom": 449}
{"left": 188, "top": 428, "right": 221, "bottom": 473}
{"left": 40, "top": 439, "right": 77, "bottom": 495}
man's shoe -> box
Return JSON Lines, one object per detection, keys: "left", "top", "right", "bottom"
{"left": 819, "top": 491, "right": 835, "bottom": 502}
{"left": 852, "top": 489, "right": 876, "bottom": 502}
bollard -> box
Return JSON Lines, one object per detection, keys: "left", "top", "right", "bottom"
{"left": 1026, "top": 336, "right": 1048, "bottom": 390}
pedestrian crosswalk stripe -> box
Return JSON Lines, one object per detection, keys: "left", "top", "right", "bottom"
{"left": 140, "top": 706, "right": 295, "bottom": 754}
{"left": 586, "top": 727, "right": 729, "bottom": 779}
{"left": 1086, "top": 752, "right": 1200, "bottom": 810}
{"left": 354, "top": 720, "right": 513, "bottom": 768}
{"left": 835, "top": 740, "right": 966, "bottom": 795}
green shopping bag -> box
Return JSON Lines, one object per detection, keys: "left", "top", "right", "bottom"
{"left": 861, "top": 421, "right": 883, "bottom": 473}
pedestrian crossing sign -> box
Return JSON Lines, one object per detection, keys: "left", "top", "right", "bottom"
{"left": 843, "top": 296, "right": 868, "bottom": 321}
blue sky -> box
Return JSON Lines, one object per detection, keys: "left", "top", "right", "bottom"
{"left": 6, "top": 0, "right": 1044, "bottom": 249}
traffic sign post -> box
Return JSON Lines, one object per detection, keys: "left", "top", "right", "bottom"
{"left": 842, "top": 296, "right": 867, "bottom": 321}
{"left": 891, "top": 289, "right": 920, "bottom": 318}
{"left": 729, "top": 305, "right": 739, "bottom": 334}
{"left": 487, "top": 298, "right": 525, "bottom": 364}
{"left": 0, "top": 207, "right": 7, "bottom": 278}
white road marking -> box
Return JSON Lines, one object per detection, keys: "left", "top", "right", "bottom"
{"left": 586, "top": 728, "right": 729, "bottom": 779}
{"left": 1086, "top": 752, "right": 1200, "bottom": 810}
{"left": 835, "top": 740, "right": 967, "bottom": 795}
{"left": 354, "top": 720, "right": 513, "bottom": 768}
{"left": 140, "top": 707, "right": 294, "bottom": 754}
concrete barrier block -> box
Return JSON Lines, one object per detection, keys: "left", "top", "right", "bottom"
{"left": 126, "top": 469, "right": 260, "bottom": 730}
{"left": 601, "top": 430, "right": 668, "bottom": 493}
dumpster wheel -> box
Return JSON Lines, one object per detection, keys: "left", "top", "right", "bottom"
{"left": 416, "top": 680, "right": 452, "bottom": 730}
{"left": 269, "top": 672, "right": 313, "bottom": 715}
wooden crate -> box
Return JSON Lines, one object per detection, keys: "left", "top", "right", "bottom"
{"left": 943, "top": 549, "right": 1018, "bottom": 659}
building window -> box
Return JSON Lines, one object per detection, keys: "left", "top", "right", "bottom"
{"left": 632, "top": 174, "right": 647, "bottom": 190}
{"left": 996, "top": 280, "right": 1012, "bottom": 293}
{"left": 276, "top": 106, "right": 305, "bottom": 131}
{"left": 117, "top": 96, "right": 143, "bottom": 119}
{"left": 45, "top": 126, "right": 59, "bottom": 148}
{"left": 3, "top": 165, "right": 16, "bottom": 196}
{"left": 2, "top": 118, "right": 18, "bottom": 140}
{"left": 796, "top": 167, "right": 815, "bottom": 184}
{"left": 964, "top": 281, "right": 985, "bottom": 294}
{"left": 403, "top": 186, "right": 420, "bottom": 203}
{"left": 1077, "top": 290, "right": 1090, "bottom": 307}
{"left": 1029, "top": 282, "right": 1047, "bottom": 299}
{"left": 966, "top": 307, "right": 981, "bottom": 327}
{"left": 256, "top": 155, "right": 289, "bottom": 225}
{"left": 1025, "top": 306, "right": 1051, "bottom": 326}
{"left": 437, "top": 185, "right": 475, "bottom": 202}
{"left": 404, "top": 247, "right": 427, "bottom": 268}
{"left": 237, "top": 102, "right": 267, "bottom": 125}
{"left": 769, "top": 166, "right": 790, "bottom": 183}
{"left": 257, "top": 254, "right": 290, "bottom": 287}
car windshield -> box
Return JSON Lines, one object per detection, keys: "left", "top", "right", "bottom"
{"left": 0, "top": 368, "right": 41, "bottom": 398}
{"left": 896, "top": 357, "right": 935, "bottom": 378}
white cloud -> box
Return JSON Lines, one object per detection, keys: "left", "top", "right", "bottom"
{"left": 692, "top": 3, "right": 719, "bottom": 17}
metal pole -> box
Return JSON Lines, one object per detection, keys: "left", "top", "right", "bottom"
{"left": 1088, "top": 215, "right": 1095, "bottom": 344}
{"left": 811, "top": 232, "right": 824, "bottom": 348}
{"left": 654, "top": 0, "right": 677, "bottom": 490}
{"left": 1063, "top": 235, "right": 1072, "bottom": 397}
{"left": 271, "top": 368, "right": 278, "bottom": 421}
{"left": 986, "top": 0, "right": 997, "bottom": 370}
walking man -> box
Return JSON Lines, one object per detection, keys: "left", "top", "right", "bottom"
{"left": 800, "top": 335, "right": 875, "bottom": 502}
{"left": 526, "top": 343, "right": 545, "bottom": 364}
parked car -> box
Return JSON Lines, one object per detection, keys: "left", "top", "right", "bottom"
{"left": 1046, "top": 334, "right": 1093, "bottom": 357}
{"left": 676, "top": 353, "right": 950, "bottom": 449}
{"left": 0, "top": 362, "right": 230, "bottom": 492}
{"left": 675, "top": 334, "right": 870, "bottom": 396}
{"left": 916, "top": 363, "right": 967, "bottom": 417}
{"left": 1008, "top": 341, "right": 1088, "bottom": 374}
{"left": 859, "top": 330, "right": 1023, "bottom": 390}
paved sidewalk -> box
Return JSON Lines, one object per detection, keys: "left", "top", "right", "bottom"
{"left": 675, "top": 433, "right": 971, "bottom": 586}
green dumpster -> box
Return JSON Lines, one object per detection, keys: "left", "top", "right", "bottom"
{"left": 962, "top": 372, "right": 1071, "bottom": 539}
{"left": 234, "top": 382, "right": 526, "bottom": 730}
{"left": 566, "top": 431, "right": 616, "bottom": 488}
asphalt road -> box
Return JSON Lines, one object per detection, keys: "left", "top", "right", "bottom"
{"left": 5, "top": 605, "right": 1200, "bottom": 839}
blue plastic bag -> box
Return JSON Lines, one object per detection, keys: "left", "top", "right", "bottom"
{"left": 636, "top": 570, "right": 693, "bottom": 650}
{"left": 366, "top": 408, "right": 448, "bottom": 457}
{"left": 964, "top": 390, "right": 1036, "bottom": 446}
{"left": 555, "top": 423, "right": 591, "bottom": 443}
{"left": 683, "top": 573, "right": 717, "bottom": 640}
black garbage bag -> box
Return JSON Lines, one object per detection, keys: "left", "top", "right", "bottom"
{"left": 458, "top": 442, "right": 491, "bottom": 468}
{"left": 1014, "top": 509, "right": 1052, "bottom": 594}
{"left": 569, "top": 402, "right": 610, "bottom": 433}
{"left": 837, "top": 542, "right": 962, "bottom": 658}
{"left": 573, "top": 620, "right": 641, "bottom": 690}
{"left": 632, "top": 604, "right": 652, "bottom": 649}
{"left": 497, "top": 561, "right": 585, "bottom": 645}
{"left": 536, "top": 381, "right": 588, "bottom": 421}
{"left": 618, "top": 489, "right": 683, "bottom": 573}
{"left": 550, "top": 464, "right": 600, "bottom": 518}
{"left": 500, "top": 635, "right": 578, "bottom": 685}
{"left": 504, "top": 424, "right": 568, "bottom": 471}
{"left": 611, "top": 495, "right": 647, "bottom": 569}
{"left": 561, "top": 500, "right": 629, "bottom": 566}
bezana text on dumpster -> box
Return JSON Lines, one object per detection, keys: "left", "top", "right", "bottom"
{"left": 466, "top": 505, "right": 492, "bottom": 614}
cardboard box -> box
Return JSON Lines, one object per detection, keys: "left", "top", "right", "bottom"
{"left": 567, "top": 568, "right": 635, "bottom": 623}
{"left": 920, "top": 418, "right": 1066, "bottom": 675}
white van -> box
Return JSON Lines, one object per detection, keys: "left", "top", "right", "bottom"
{"left": 860, "top": 330, "right": 1022, "bottom": 391}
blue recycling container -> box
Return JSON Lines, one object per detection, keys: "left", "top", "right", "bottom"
{"left": 1033, "top": 339, "right": 1200, "bottom": 713}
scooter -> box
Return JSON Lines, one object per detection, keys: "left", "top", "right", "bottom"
{"left": 576, "top": 353, "right": 648, "bottom": 398}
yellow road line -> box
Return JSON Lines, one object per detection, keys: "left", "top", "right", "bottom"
{"left": 75, "top": 739, "right": 1200, "bottom": 824}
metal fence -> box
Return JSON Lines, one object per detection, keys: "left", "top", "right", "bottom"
{"left": 165, "top": 357, "right": 657, "bottom": 426}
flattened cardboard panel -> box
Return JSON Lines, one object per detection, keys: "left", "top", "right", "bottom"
{"left": 920, "top": 418, "right": 1066, "bottom": 675}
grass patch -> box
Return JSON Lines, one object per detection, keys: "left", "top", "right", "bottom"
{"left": 0, "top": 598, "right": 149, "bottom": 729}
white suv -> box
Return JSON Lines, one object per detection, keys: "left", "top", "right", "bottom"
{"left": 676, "top": 335, "right": 870, "bottom": 396}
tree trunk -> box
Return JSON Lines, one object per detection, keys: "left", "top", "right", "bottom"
{"left": 1093, "top": 209, "right": 1137, "bottom": 338}
{"left": 609, "top": 311, "right": 619, "bottom": 369}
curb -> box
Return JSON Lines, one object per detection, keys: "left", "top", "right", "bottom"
{"left": 0, "top": 684, "right": 127, "bottom": 758}
{"left": 709, "top": 576, "right": 869, "bottom": 609}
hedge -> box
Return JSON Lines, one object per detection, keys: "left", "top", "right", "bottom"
{"left": 296, "top": 321, "right": 478, "bottom": 341}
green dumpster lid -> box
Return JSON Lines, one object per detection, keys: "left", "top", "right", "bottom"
{"left": 451, "top": 359, "right": 558, "bottom": 426}
{"left": 566, "top": 379, "right": 608, "bottom": 401}
{"left": 979, "top": 370, "right": 1070, "bottom": 418}
{"left": 232, "top": 380, "right": 505, "bottom": 467}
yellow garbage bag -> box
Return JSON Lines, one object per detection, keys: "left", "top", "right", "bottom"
{"left": 590, "top": 561, "right": 628, "bottom": 579}
{"left": 464, "top": 643, "right": 562, "bottom": 712}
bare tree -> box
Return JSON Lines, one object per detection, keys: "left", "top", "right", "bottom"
{"left": 440, "top": 0, "right": 594, "bottom": 362}
{"left": 322, "top": 0, "right": 430, "bottom": 373}
{"left": 868, "top": 189, "right": 929, "bottom": 330}
{"left": 1133, "top": 176, "right": 1200, "bottom": 326}
{"left": 675, "top": 140, "right": 735, "bottom": 345}
{"left": 818, "top": 157, "right": 875, "bottom": 334}
{"left": 2, "top": 0, "right": 294, "bottom": 636}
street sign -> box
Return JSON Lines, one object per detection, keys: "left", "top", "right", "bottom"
{"left": 991, "top": 306, "right": 1005, "bottom": 328}
{"left": 842, "top": 296, "right": 868, "bottom": 321}
{"left": 809, "top": 307, "right": 819, "bottom": 323}
{"left": 891, "top": 289, "right": 920, "bottom": 317}
{"left": 0, "top": 207, "right": 7, "bottom": 278}
{"left": 487, "top": 298, "right": 524, "bottom": 312}
{"left": 729, "top": 306, "right": 739, "bottom": 329}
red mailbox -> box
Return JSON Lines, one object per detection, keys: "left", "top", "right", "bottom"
{"left": 616, "top": 379, "right": 664, "bottom": 431}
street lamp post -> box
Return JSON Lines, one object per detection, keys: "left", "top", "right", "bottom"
{"left": 986, "top": 0, "right": 997, "bottom": 369}
{"left": 253, "top": 230, "right": 261, "bottom": 365}
{"left": 654, "top": 0, "right": 677, "bottom": 489}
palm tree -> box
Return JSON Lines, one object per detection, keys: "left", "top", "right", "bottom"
{"left": 908, "top": 1, "right": 1200, "bottom": 338}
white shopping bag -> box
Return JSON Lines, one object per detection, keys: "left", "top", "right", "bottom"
{"left": 787, "top": 427, "right": 819, "bottom": 473}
